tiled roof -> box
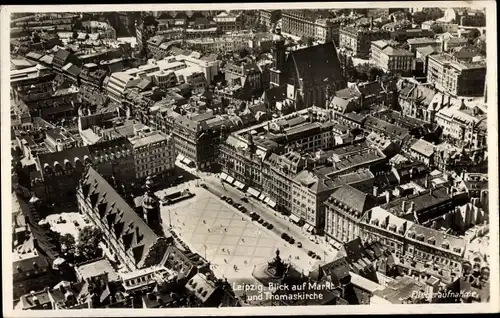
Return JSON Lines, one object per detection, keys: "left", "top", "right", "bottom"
{"left": 382, "top": 187, "right": 451, "bottom": 219}
{"left": 329, "top": 184, "right": 376, "bottom": 214}
{"left": 76, "top": 258, "right": 120, "bottom": 282}
{"left": 405, "top": 223, "right": 465, "bottom": 256}
{"left": 415, "top": 45, "right": 436, "bottom": 56}
{"left": 287, "top": 42, "right": 346, "bottom": 88}
{"left": 37, "top": 146, "right": 91, "bottom": 177}
{"left": 185, "top": 273, "right": 217, "bottom": 303}
{"left": 410, "top": 139, "right": 435, "bottom": 157}
{"left": 80, "top": 167, "right": 161, "bottom": 268}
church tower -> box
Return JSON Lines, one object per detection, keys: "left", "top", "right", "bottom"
{"left": 142, "top": 175, "right": 160, "bottom": 227}
{"left": 270, "top": 27, "right": 286, "bottom": 88}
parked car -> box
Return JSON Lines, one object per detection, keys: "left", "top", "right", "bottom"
{"left": 266, "top": 223, "right": 274, "bottom": 230}
{"left": 234, "top": 203, "right": 242, "bottom": 209}
{"left": 307, "top": 250, "right": 315, "bottom": 257}
{"left": 297, "top": 242, "right": 302, "bottom": 248}
{"left": 315, "top": 255, "right": 321, "bottom": 260}
{"left": 73, "top": 221, "right": 79, "bottom": 227}
{"left": 241, "top": 197, "right": 249, "bottom": 203}
{"left": 262, "top": 221, "right": 269, "bottom": 227}
{"left": 240, "top": 207, "right": 248, "bottom": 213}
{"left": 200, "top": 184, "right": 208, "bottom": 189}
{"left": 281, "top": 233, "right": 289, "bottom": 240}
{"left": 226, "top": 198, "right": 234, "bottom": 204}
{"left": 288, "top": 238, "right": 295, "bottom": 244}
{"left": 221, "top": 195, "right": 227, "bottom": 200}
{"left": 258, "top": 218, "right": 264, "bottom": 224}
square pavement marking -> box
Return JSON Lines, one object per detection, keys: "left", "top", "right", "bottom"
{"left": 257, "top": 237, "right": 277, "bottom": 248}
{"left": 161, "top": 189, "right": 313, "bottom": 282}
{"left": 233, "top": 245, "right": 256, "bottom": 257}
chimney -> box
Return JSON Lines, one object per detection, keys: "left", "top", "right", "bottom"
{"left": 410, "top": 201, "right": 415, "bottom": 213}
{"left": 461, "top": 98, "right": 466, "bottom": 109}
{"left": 373, "top": 186, "right": 379, "bottom": 197}
{"left": 447, "top": 95, "right": 451, "bottom": 107}
{"left": 429, "top": 188, "right": 433, "bottom": 196}
{"left": 441, "top": 94, "right": 444, "bottom": 107}
{"left": 370, "top": 17, "right": 374, "bottom": 30}
{"left": 385, "top": 191, "right": 392, "bottom": 204}
{"left": 402, "top": 201, "right": 407, "bottom": 211}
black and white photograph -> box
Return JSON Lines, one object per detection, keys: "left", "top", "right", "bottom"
{"left": 1, "top": 1, "right": 498, "bottom": 316}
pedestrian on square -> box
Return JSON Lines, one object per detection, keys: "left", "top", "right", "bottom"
{"left": 224, "top": 228, "right": 227, "bottom": 232}
{"left": 224, "top": 259, "right": 227, "bottom": 263}
{"left": 241, "top": 238, "right": 244, "bottom": 242}
{"left": 208, "top": 228, "right": 211, "bottom": 232}
{"left": 222, "top": 248, "right": 225, "bottom": 252}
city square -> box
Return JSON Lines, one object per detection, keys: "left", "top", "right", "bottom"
{"left": 157, "top": 186, "right": 318, "bottom": 282}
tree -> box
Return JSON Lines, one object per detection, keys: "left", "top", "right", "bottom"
{"left": 430, "top": 24, "right": 444, "bottom": 34}
{"left": 60, "top": 233, "right": 76, "bottom": 250}
{"left": 368, "top": 66, "right": 384, "bottom": 82}
{"left": 76, "top": 226, "right": 103, "bottom": 260}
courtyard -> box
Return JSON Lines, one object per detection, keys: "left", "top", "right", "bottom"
{"left": 156, "top": 186, "right": 319, "bottom": 284}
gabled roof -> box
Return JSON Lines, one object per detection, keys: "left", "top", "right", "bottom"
{"left": 329, "top": 184, "right": 375, "bottom": 213}
{"left": 287, "top": 42, "right": 346, "bottom": 88}
{"left": 80, "top": 167, "right": 161, "bottom": 268}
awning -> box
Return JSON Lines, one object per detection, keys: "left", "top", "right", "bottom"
{"left": 226, "top": 176, "right": 235, "bottom": 184}
{"left": 267, "top": 200, "right": 276, "bottom": 208}
{"left": 220, "top": 172, "right": 228, "bottom": 181}
{"left": 177, "top": 154, "right": 186, "bottom": 162}
{"left": 234, "top": 180, "right": 245, "bottom": 190}
{"left": 289, "top": 214, "right": 300, "bottom": 223}
{"left": 247, "top": 187, "right": 260, "bottom": 197}
{"left": 258, "top": 194, "right": 266, "bottom": 201}
{"left": 264, "top": 197, "right": 271, "bottom": 204}
{"left": 303, "top": 224, "right": 311, "bottom": 231}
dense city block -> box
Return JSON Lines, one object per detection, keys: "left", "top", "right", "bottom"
{"left": 9, "top": 6, "right": 490, "bottom": 310}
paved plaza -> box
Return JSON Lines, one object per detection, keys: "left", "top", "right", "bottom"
{"left": 157, "top": 188, "right": 317, "bottom": 282}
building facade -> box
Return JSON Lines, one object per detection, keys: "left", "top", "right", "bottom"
{"left": 427, "top": 54, "right": 486, "bottom": 97}
{"left": 339, "top": 27, "right": 391, "bottom": 58}
{"left": 371, "top": 40, "right": 414, "bottom": 73}
{"left": 129, "top": 130, "right": 176, "bottom": 179}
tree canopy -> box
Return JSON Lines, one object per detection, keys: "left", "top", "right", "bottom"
{"left": 76, "top": 226, "right": 103, "bottom": 260}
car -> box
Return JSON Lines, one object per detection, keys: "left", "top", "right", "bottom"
{"left": 234, "top": 203, "right": 242, "bottom": 209}
{"left": 241, "top": 197, "right": 249, "bottom": 203}
{"left": 315, "top": 255, "right": 321, "bottom": 260}
{"left": 240, "top": 207, "right": 248, "bottom": 213}
{"left": 162, "top": 202, "right": 167, "bottom": 206}
{"left": 307, "top": 250, "right": 315, "bottom": 257}
{"left": 266, "top": 223, "right": 274, "bottom": 230}
{"left": 221, "top": 195, "right": 227, "bottom": 200}
{"left": 262, "top": 221, "right": 269, "bottom": 227}
{"left": 288, "top": 238, "right": 295, "bottom": 244}
{"left": 226, "top": 198, "right": 234, "bottom": 204}
{"left": 297, "top": 242, "right": 302, "bottom": 248}
{"left": 281, "top": 233, "right": 289, "bottom": 240}
{"left": 200, "top": 184, "right": 208, "bottom": 189}
{"left": 258, "top": 218, "right": 264, "bottom": 224}
{"left": 73, "top": 221, "right": 79, "bottom": 227}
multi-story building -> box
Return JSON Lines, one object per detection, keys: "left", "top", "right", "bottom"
{"left": 129, "top": 129, "right": 175, "bottom": 180}
{"left": 427, "top": 53, "right": 486, "bottom": 96}
{"left": 359, "top": 205, "right": 465, "bottom": 284}
{"left": 435, "top": 100, "right": 487, "bottom": 150}
{"left": 406, "top": 37, "right": 441, "bottom": 52}
{"left": 106, "top": 55, "right": 219, "bottom": 103}
{"left": 371, "top": 40, "right": 414, "bottom": 73}
{"left": 82, "top": 20, "right": 117, "bottom": 39}
{"left": 186, "top": 36, "right": 250, "bottom": 54}
{"left": 280, "top": 10, "right": 355, "bottom": 44}
{"left": 171, "top": 113, "right": 219, "bottom": 170}
{"left": 339, "top": 26, "right": 391, "bottom": 58}
{"left": 77, "top": 167, "right": 171, "bottom": 272}
{"left": 88, "top": 137, "right": 136, "bottom": 183}
{"left": 292, "top": 168, "right": 374, "bottom": 231}
{"left": 213, "top": 12, "right": 243, "bottom": 33}
{"left": 324, "top": 184, "right": 377, "bottom": 244}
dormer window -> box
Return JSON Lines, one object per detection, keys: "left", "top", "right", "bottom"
{"left": 441, "top": 241, "right": 450, "bottom": 249}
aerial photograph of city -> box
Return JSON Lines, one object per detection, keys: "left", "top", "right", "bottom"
{"left": 4, "top": 2, "right": 496, "bottom": 314}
